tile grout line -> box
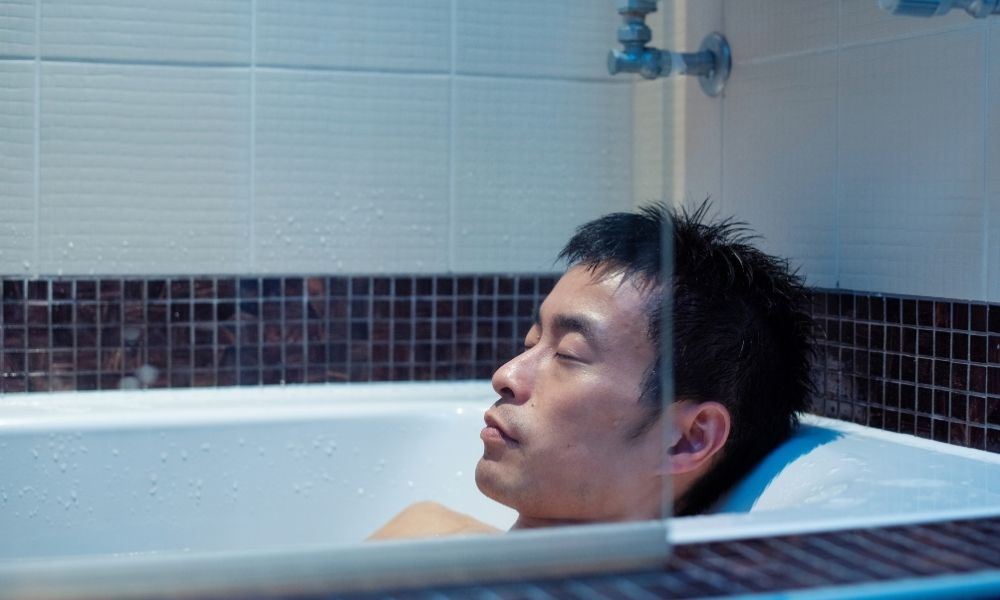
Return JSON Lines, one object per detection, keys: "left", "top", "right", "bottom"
{"left": 249, "top": 0, "right": 257, "bottom": 272}
{"left": 834, "top": 0, "right": 843, "bottom": 293}
{"left": 981, "top": 25, "right": 991, "bottom": 307}
{"left": 32, "top": 0, "right": 40, "bottom": 278}
{"left": 447, "top": 0, "right": 457, "bottom": 274}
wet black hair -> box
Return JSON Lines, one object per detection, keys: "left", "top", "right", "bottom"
{"left": 557, "top": 201, "right": 815, "bottom": 516}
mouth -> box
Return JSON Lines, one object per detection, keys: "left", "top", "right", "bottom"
{"left": 482, "top": 410, "right": 519, "bottom": 446}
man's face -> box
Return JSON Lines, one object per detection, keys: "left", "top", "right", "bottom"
{"left": 475, "top": 265, "right": 664, "bottom": 525}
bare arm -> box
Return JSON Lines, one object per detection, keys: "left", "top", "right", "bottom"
{"left": 367, "top": 501, "right": 502, "bottom": 541}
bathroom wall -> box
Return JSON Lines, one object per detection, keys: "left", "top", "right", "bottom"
{"left": 645, "top": 0, "right": 1000, "bottom": 450}
{"left": 654, "top": 0, "right": 999, "bottom": 304}
{"left": 0, "top": 0, "right": 632, "bottom": 277}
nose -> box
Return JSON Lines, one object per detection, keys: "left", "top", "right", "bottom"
{"left": 491, "top": 348, "right": 533, "bottom": 404}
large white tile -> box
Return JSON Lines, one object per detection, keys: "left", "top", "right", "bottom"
{"left": 0, "top": 1, "right": 35, "bottom": 58}
{"left": 722, "top": 52, "right": 838, "bottom": 288}
{"left": 841, "top": 0, "right": 977, "bottom": 46}
{"left": 254, "top": 70, "right": 449, "bottom": 274}
{"left": 633, "top": 80, "right": 664, "bottom": 205}
{"left": 669, "top": 76, "right": 722, "bottom": 213}
{"left": 452, "top": 78, "right": 632, "bottom": 272}
{"left": 723, "top": 0, "right": 838, "bottom": 62}
{"left": 39, "top": 63, "right": 251, "bottom": 275}
{"left": 0, "top": 62, "right": 36, "bottom": 273}
{"left": 256, "top": 0, "right": 449, "bottom": 72}
{"left": 456, "top": 0, "right": 617, "bottom": 79}
{"left": 41, "top": 0, "right": 251, "bottom": 64}
{"left": 838, "top": 30, "right": 985, "bottom": 299}
{"left": 987, "top": 23, "right": 1000, "bottom": 302}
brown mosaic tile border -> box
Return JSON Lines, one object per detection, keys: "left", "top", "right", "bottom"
{"left": 2, "top": 276, "right": 998, "bottom": 454}
{"left": 0, "top": 275, "right": 557, "bottom": 393}
{"left": 811, "top": 290, "right": 1000, "bottom": 453}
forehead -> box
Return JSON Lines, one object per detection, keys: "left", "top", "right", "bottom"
{"left": 540, "top": 266, "right": 652, "bottom": 335}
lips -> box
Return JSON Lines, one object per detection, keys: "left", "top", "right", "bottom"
{"left": 483, "top": 410, "right": 519, "bottom": 445}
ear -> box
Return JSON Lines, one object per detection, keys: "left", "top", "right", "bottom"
{"left": 666, "top": 400, "right": 731, "bottom": 475}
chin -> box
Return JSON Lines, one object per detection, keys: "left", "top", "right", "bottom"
{"left": 474, "top": 458, "right": 516, "bottom": 508}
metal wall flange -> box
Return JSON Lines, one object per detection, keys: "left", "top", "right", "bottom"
{"left": 697, "top": 32, "right": 731, "bottom": 98}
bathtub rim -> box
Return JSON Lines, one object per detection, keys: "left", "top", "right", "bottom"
{"left": 0, "top": 519, "right": 670, "bottom": 599}
{"left": 5, "top": 508, "right": 1000, "bottom": 599}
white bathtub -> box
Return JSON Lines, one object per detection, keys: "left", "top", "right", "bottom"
{"left": 2, "top": 381, "right": 999, "bottom": 597}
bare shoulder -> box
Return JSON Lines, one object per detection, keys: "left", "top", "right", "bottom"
{"left": 367, "top": 501, "right": 502, "bottom": 541}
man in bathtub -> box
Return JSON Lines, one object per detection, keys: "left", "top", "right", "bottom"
{"left": 370, "top": 203, "right": 814, "bottom": 539}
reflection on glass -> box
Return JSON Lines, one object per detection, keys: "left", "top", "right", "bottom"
{"left": 369, "top": 201, "right": 815, "bottom": 540}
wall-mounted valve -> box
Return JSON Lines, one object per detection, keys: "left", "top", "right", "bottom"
{"left": 879, "top": 0, "right": 1000, "bottom": 18}
{"left": 607, "top": 0, "right": 731, "bottom": 97}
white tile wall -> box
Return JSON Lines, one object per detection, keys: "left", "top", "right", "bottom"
{"left": 987, "top": 22, "right": 1000, "bottom": 302}
{"left": 722, "top": 51, "right": 838, "bottom": 288}
{"left": 0, "top": 62, "right": 35, "bottom": 271}
{"left": 0, "top": 0, "right": 35, "bottom": 58}
{"left": 724, "top": 0, "right": 838, "bottom": 62}
{"left": 633, "top": 80, "right": 665, "bottom": 205}
{"left": 256, "top": 0, "right": 449, "bottom": 72}
{"left": 41, "top": 0, "right": 251, "bottom": 64}
{"left": 659, "top": 1, "right": 998, "bottom": 302}
{"left": 10, "top": 0, "right": 998, "bottom": 294}
{"left": 838, "top": 29, "right": 986, "bottom": 299}
{"left": 39, "top": 63, "right": 251, "bottom": 274}
{"left": 0, "top": 1, "right": 636, "bottom": 276}
{"left": 455, "top": 0, "right": 616, "bottom": 79}
{"left": 452, "top": 77, "right": 632, "bottom": 272}
{"left": 254, "top": 70, "right": 449, "bottom": 273}
{"left": 654, "top": 0, "right": 724, "bottom": 214}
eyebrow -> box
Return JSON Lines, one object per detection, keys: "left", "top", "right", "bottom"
{"left": 532, "top": 308, "right": 601, "bottom": 350}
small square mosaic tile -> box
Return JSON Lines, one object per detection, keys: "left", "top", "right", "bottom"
{"left": 0, "top": 275, "right": 556, "bottom": 394}
{"left": 811, "top": 290, "right": 1000, "bottom": 452}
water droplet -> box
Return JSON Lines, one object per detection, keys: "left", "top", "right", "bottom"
{"left": 455, "top": 471, "right": 463, "bottom": 478}
{"left": 201, "top": 443, "right": 211, "bottom": 452}
{"left": 356, "top": 487, "right": 365, "bottom": 496}
{"left": 136, "top": 365, "right": 158, "bottom": 385}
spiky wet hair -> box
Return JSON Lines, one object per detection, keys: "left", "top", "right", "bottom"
{"left": 558, "top": 202, "right": 815, "bottom": 515}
